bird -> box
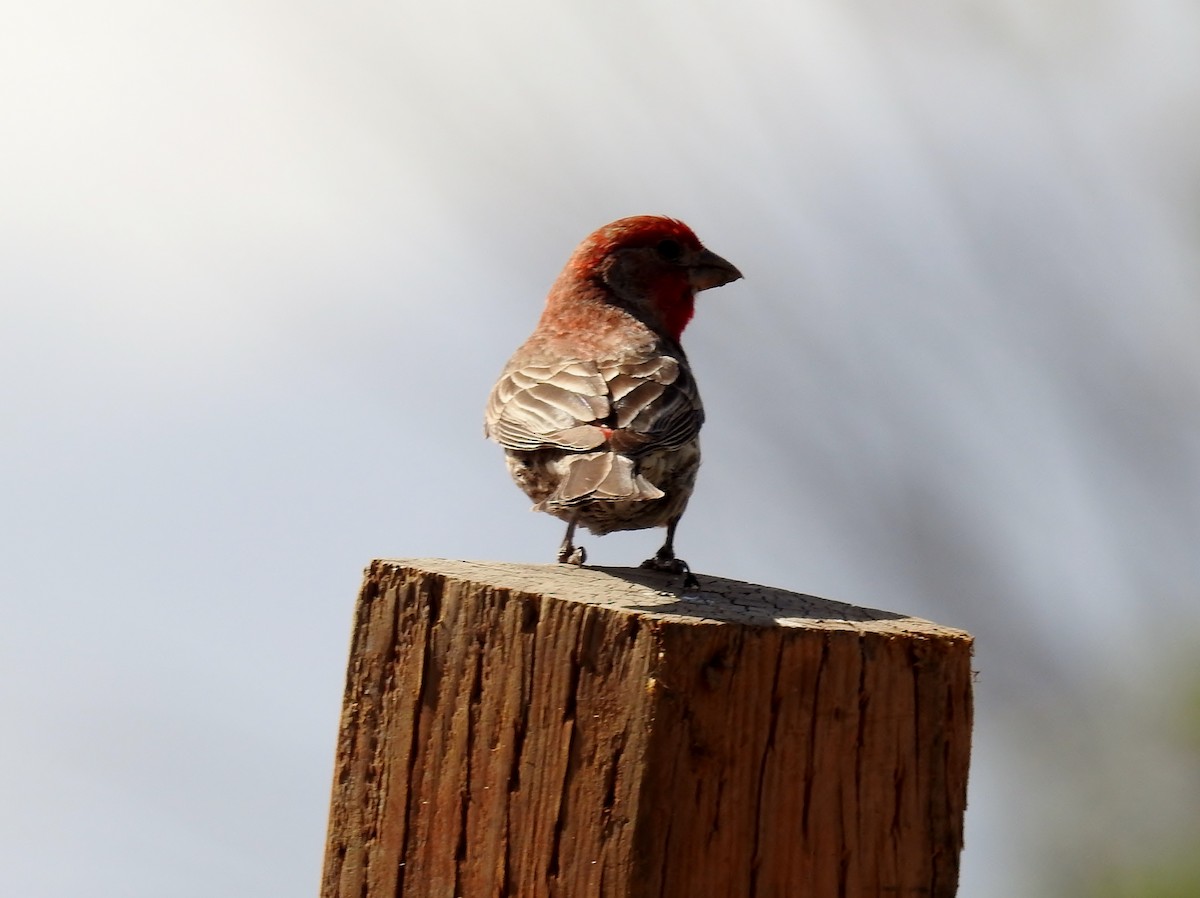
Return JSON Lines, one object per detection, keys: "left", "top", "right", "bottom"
{"left": 485, "top": 215, "right": 741, "bottom": 586}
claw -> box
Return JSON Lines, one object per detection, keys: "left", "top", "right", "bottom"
{"left": 640, "top": 549, "right": 698, "bottom": 589}
{"left": 640, "top": 515, "right": 699, "bottom": 588}
{"left": 557, "top": 518, "right": 586, "bottom": 566}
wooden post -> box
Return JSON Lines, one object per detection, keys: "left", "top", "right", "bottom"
{"left": 322, "top": 559, "right": 973, "bottom": 898}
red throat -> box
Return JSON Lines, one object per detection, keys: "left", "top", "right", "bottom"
{"left": 656, "top": 285, "right": 695, "bottom": 343}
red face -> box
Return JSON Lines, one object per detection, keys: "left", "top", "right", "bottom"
{"left": 568, "top": 216, "right": 740, "bottom": 342}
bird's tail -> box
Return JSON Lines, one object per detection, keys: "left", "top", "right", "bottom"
{"left": 534, "top": 451, "right": 664, "bottom": 510}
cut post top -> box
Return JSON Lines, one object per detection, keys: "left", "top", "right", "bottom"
{"left": 370, "top": 558, "right": 968, "bottom": 639}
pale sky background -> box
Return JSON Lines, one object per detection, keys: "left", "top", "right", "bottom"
{"left": 3, "top": 2, "right": 1200, "bottom": 896}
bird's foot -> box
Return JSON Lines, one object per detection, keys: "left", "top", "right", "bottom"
{"left": 557, "top": 544, "right": 587, "bottom": 566}
{"left": 640, "top": 550, "right": 699, "bottom": 590}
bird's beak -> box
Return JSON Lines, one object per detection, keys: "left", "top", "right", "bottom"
{"left": 688, "top": 248, "right": 743, "bottom": 291}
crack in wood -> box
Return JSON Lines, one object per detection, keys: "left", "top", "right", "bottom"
{"left": 801, "top": 637, "right": 829, "bottom": 840}
{"left": 395, "top": 573, "right": 440, "bottom": 896}
{"left": 747, "top": 635, "right": 785, "bottom": 898}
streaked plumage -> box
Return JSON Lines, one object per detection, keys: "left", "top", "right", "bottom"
{"left": 485, "top": 216, "right": 740, "bottom": 582}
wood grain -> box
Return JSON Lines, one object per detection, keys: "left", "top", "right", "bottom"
{"left": 322, "top": 559, "right": 973, "bottom": 898}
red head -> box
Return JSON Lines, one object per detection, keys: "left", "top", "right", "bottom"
{"left": 551, "top": 215, "right": 741, "bottom": 343}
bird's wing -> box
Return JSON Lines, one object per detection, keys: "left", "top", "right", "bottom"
{"left": 601, "top": 355, "right": 704, "bottom": 454}
{"left": 486, "top": 353, "right": 703, "bottom": 454}
{"left": 485, "top": 360, "right": 612, "bottom": 451}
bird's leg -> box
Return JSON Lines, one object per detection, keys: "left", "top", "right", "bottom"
{"left": 641, "top": 516, "right": 699, "bottom": 589}
{"left": 556, "top": 517, "right": 587, "bottom": 566}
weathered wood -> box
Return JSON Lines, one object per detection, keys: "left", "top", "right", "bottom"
{"left": 322, "top": 559, "right": 973, "bottom": 898}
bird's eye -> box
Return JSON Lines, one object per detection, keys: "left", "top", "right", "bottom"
{"left": 655, "top": 238, "right": 683, "bottom": 261}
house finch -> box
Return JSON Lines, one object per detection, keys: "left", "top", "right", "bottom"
{"left": 485, "top": 215, "right": 741, "bottom": 585}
